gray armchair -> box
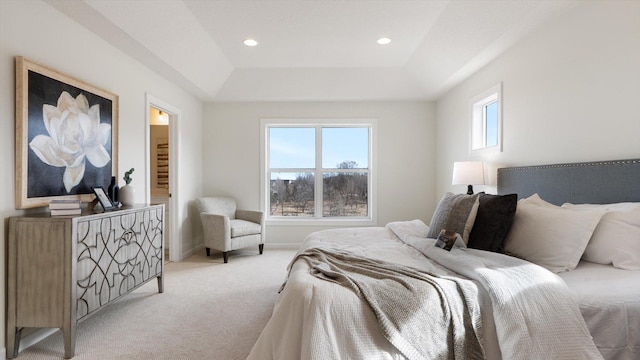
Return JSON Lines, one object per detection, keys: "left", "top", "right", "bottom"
{"left": 195, "top": 196, "right": 265, "bottom": 263}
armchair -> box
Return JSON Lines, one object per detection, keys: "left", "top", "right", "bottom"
{"left": 195, "top": 196, "right": 265, "bottom": 263}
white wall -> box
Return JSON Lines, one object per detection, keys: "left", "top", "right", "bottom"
{"left": 436, "top": 0, "right": 640, "bottom": 196}
{"left": 203, "top": 101, "right": 437, "bottom": 245}
{"left": 0, "top": 0, "right": 205, "bottom": 351}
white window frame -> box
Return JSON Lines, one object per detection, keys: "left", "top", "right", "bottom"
{"left": 260, "top": 118, "right": 377, "bottom": 226}
{"left": 470, "top": 83, "right": 502, "bottom": 154}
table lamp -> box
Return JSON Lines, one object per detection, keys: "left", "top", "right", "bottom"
{"left": 452, "top": 161, "right": 485, "bottom": 195}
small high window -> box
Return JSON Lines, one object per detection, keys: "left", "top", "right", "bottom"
{"left": 470, "top": 83, "right": 502, "bottom": 154}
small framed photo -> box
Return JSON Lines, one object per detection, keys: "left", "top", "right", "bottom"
{"left": 92, "top": 187, "right": 117, "bottom": 210}
{"left": 435, "top": 229, "right": 458, "bottom": 251}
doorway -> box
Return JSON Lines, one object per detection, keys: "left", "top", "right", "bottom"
{"left": 146, "top": 94, "right": 181, "bottom": 262}
{"left": 149, "top": 106, "right": 170, "bottom": 260}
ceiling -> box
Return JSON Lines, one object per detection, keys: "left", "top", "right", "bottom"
{"left": 45, "top": 0, "right": 577, "bottom": 102}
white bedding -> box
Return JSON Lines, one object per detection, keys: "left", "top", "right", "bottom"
{"left": 249, "top": 226, "right": 464, "bottom": 360}
{"left": 247, "top": 221, "right": 607, "bottom": 360}
{"left": 558, "top": 261, "right": 640, "bottom": 360}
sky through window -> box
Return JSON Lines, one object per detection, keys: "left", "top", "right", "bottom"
{"left": 269, "top": 126, "right": 368, "bottom": 169}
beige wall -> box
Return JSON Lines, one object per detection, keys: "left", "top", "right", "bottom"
{"left": 435, "top": 0, "right": 640, "bottom": 196}
{"left": 0, "top": 0, "right": 205, "bottom": 352}
{"left": 203, "top": 101, "right": 437, "bottom": 245}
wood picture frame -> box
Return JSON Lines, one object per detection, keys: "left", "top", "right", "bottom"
{"left": 15, "top": 56, "right": 119, "bottom": 209}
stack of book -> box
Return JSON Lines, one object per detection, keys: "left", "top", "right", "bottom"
{"left": 49, "top": 199, "right": 82, "bottom": 216}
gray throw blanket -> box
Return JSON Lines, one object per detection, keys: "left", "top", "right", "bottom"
{"left": 292, "top": 248, "right": 485, "bottom": 360}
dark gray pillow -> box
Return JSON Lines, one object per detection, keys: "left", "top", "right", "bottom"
{"left": 468, "top": 193, "right": 517, "bottom": 253}
{"left": 427, "top": 192, "right": 480, "bottom": 243}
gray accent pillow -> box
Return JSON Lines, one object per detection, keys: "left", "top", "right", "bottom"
{"left": 427, "top": 192, "right": 480, "bottom": 243}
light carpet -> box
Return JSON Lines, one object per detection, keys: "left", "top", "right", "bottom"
{"left": 15, "top": 248, "right": 297, "bottom": 360}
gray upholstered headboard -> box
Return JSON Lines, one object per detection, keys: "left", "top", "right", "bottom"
{"left": 497, "top": 159, "right": 640, "bottom": 205}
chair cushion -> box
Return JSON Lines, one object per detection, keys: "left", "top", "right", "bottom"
{"left": 230, "top": 219, "right": 261, "bottom": 237}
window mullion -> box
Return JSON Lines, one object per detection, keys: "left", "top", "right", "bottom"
{"left": 315, "top": 125, "right": 323, "bottom": 218}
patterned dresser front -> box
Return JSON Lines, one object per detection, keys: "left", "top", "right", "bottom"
{"left": 7, "top": 204, "right": 164, "bottom": 359}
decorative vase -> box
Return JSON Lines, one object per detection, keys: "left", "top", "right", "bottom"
{"left": 107, "top": 176, "right": 119, "bottom": 205}
{"left": 119, "top": 185, "right": 135, "bottom": 206}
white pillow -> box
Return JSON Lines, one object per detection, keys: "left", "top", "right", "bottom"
{"left": 505, "top": 195, "right": 604, "bottom": 273}
{"left": 521, "top": 193, "right": 556, "bottom": 207}
{"left": 562, "top": 202, "right": 640, "bottom": 270}
{"left": 562, "top": 202, "right": 640, "bottom": 212}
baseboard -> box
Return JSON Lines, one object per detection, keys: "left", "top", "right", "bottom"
{"left": 181, "top": 243, "right": 203, "bottom": 260}
{"left": 264, "top": 243, "right": 300, "bottom": 250}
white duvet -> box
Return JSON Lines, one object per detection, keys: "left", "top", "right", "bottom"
{"left": 247, "top": 221, "right": 603, "bottom": 360}
{"left": 558, "top": 260, "right": 640, "bottom": 360}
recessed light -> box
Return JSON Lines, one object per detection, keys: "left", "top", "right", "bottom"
{"left": 377, "top": 37, "right": 391, "bottom": 45}
{"left": 243, "top": 39, "right": 258, "bottom": 47}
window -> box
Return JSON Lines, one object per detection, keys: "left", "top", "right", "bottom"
{"left": 261, "top": 119, "right": 376, "bottom": 224}
{"left": 470, "top": 83, "right": 502, "bottom": 154}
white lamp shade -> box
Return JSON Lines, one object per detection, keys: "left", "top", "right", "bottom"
{"left": 452, "top": 161, "right": 485, "bottom": 185}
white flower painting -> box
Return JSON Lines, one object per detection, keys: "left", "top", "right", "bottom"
{"left": 16, "top": 57, "right": 118, "bottom": 209}
{"left": 29, "top": 91, "right": 112, "bottom": 193}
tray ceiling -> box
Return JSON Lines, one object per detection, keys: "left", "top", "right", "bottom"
{"left": 45, "top": 0, "right": 576, "bottom": 102}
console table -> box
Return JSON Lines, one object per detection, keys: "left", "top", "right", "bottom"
{"left": 6, "top": 204, "right": 164, "bottom": 359}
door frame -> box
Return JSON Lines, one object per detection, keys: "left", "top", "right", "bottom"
{"left": 145, "top": 93, "right": 181, "bottom": 262}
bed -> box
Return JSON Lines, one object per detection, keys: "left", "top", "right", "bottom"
{"left": 247, "top": 159, "right": 640, "bottom": 360}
